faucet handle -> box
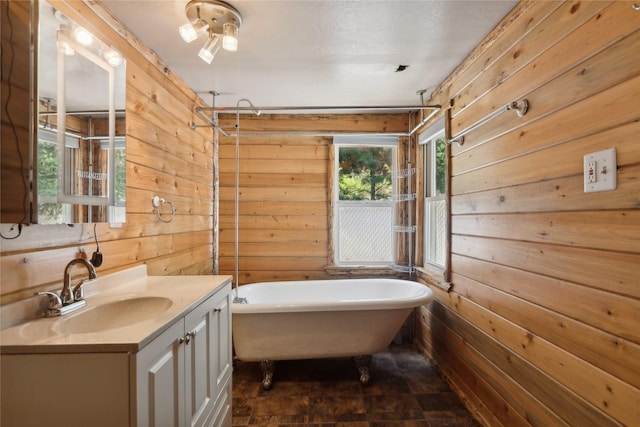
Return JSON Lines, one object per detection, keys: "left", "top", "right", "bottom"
{"left": 73, "top": 280, "right": 86, "bottom": 301}
{"left": 36, "top": 291, "right": 63, "bottom": 309}
{"left": 60, "top": 286, "right": 74, "bottom": 305}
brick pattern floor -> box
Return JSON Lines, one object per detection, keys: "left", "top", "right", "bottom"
{"left": 232, "top": 344, "right": 480, "bottom": 426}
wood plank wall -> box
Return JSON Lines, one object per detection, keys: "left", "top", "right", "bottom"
{"left": 414, "top": 1, "right": 640, "bottom": 426}
{"left": 1, "top": 0, "right": 32, "bottom": 225}
{"left": 3, "top": 2, "right": 638, "bottom": 426}
{"left": 0, "top": 0, "right": 215, "bottom": 307}
{"left": 216, "top": 113, "right": 409, "bottom": 285}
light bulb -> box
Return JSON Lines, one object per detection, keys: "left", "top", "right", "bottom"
{"left": 179, "top": 19, "right": 209, "bottom": 43}
{"left": 73, "top": 26, "right": 93, "bottom": 46}
{"left": 198, "top": 35, "right": 220, "bottom": 64}
{"left": 222, "top": 22, "right": 238, "bottom": 51}
{"left": 103, "top": 48, "right": 123, "bottom": 67}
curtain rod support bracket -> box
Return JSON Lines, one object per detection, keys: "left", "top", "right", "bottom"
{"left": 508, "top": 99, "right": 529, "bottom": 117}
{"left": 449, "top": 98, "right": 529, "bottom": 147}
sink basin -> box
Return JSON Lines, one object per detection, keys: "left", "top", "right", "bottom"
{"left": 53, "top": 296, "right": 173, "bottom": 334}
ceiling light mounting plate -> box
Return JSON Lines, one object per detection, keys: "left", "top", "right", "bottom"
{"left": 185, "top": 0, "right": 242, "bottom": 35}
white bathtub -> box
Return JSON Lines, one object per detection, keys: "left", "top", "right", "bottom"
{"left": 231, "top": 278, "right": 433, "bottom": 388}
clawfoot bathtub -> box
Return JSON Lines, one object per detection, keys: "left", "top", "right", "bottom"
{"left": 231, "top": 278, "right": 433, "bottom": 389}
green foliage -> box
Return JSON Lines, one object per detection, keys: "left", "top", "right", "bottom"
{"left": 338, "top": 146, "right": 392, "bottom": 200}
{"left": 435, "top": 137, "right": 446, "bottom": 195}
{"left": 37, "top": 140, "right": 62, "bottom": 223}
{"left": 37, "top": 141, "right": 58, "bottom": 197}
{"left": 114, "top": 148, "right": 126, "bottom": 203}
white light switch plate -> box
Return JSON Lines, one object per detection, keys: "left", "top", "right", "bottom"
{"left": 584, "top": 148, "right": 617, "bottom": 193}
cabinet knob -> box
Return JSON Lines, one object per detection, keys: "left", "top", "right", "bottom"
{"left": 213, "top": 308, "right": 222, "bottom": 313}
{"left": 178, "top": 331, "right": 195, "bottom": 345}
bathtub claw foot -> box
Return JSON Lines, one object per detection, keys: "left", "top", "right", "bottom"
{"left": 354, "top": 355, "right": 372, "bottom": 385}
{"left": 260, "top": 360, "right": 275, "bottom": 390}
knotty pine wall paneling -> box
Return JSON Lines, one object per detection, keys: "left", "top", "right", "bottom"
{"left": 1, "top": 0, "right": 32, "bottom": 225}
{"left": 0, "top": 0, "right": 216, "bottom": 307}
{"left": 414, "top": 1, "right": 640, "bottom": 426}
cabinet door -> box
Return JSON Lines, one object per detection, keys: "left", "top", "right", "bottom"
{"left": 136, "top": 320, "right": 185, "bottom": 427}
{"left": 184, "top": 283, "right": 232, "bottom": 427}
{"left": 184, "top": 294, "right": 217, "bottom": 427}
{"left": 212, "top": 283, "right": 232, "bottom": 398}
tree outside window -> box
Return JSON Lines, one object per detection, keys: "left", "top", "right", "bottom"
{"left": 333, "top": 138, "right": 397, "bottom": 266}
{"left": 338, "top": 147, "right": 393, "bottom": 201}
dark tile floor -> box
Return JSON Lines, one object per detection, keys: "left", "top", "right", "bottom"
{"left": 232, "top": 344, "right": 480, "bottom": 426}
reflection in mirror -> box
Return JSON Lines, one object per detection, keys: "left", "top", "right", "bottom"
{"left": 36, "top": 0, "right": 125, "bottom": 224}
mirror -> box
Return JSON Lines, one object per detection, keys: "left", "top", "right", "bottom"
{"left": 35, "top": 0, "right": 126, "bottom": 224}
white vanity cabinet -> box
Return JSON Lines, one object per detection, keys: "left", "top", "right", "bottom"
{"left": 135, "top": 281, "right": 233, "bottom": 427}
{"left": 0, "top": 273, "right": 232, "bottom": 427}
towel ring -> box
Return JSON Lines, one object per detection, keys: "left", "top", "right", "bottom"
{"left": 152, "top": 196, "right": 175, "bottom": 223}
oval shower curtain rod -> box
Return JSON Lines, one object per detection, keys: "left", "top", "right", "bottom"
{"left": 199, "top": 104, "right": 441, "bottom": 112}
{"left": 194, "top": 106, "right": 441, "bottom": 137}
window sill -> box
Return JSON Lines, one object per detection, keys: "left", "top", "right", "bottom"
{"left": 415, "top": 266, "right": 452, "bottom": 292}
{"left": 324, "top": 265, "right": 406, "bottom": 278}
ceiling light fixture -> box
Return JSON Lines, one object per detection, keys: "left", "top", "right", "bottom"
{"left": 179, "top": 0, "right": 242, "bottom": 64}
{"left": 179, "top": 18, "right": 209, "bottom": 43}
{"left": 198, "top": 34, "right": 220, "bottom": 64}
{"left": 222, "top": 22, "right": 239, "bottom": 52}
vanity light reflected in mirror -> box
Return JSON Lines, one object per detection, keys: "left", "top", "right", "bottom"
{"left": 36, "top": 0, "right": 126, "bottom": 224}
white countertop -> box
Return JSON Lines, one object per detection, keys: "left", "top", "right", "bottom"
{"left": 0, "top": 266, "right": 232, "bottom": 354}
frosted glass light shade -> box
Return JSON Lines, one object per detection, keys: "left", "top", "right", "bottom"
{"left": 179, "top": 19, "right": 209, "bottom": 43}
{"left": 198, "top": 35, "right": 220, "bottom": 64}
{"left": 222, "top": 22, "right": 238, "bottom": 51}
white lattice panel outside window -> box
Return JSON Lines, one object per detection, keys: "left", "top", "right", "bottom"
{"left": 336, "top": 204, "right": 394, "bottom": 264}
{"left": 424, "top": 199, "right": 446, "bottom": 267}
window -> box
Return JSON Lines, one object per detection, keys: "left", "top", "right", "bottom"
{"left": 36, "top": 130, "right": 126, "bottom": 224}
{"left": 36, "top": 129, "right": 76, "bottom": 224}
{"left": 420, "top": 120, "right": 446, "bottom": 269}
{"left": 333, "top": 136, "right": 397, "bottom": 265}
{"left": 107, "top": 137, "right": 127, "bottom": 223}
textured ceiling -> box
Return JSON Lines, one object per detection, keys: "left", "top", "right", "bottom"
{"left": 101, "top": 0, "right": 518, "bottom": 109}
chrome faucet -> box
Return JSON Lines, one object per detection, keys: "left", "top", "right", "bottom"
{"left": 36, "top": 258, "right": 98, "bottom": 317}
{"left": 61, "top": 258, "right": 97, "bottom": 304}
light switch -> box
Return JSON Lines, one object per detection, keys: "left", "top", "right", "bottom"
{"left": 584, "top": 148, "right": 616, "bottom": 193}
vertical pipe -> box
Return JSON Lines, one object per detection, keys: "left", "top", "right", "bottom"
{"left": 233, "top": 99, "right": 259, "bottom": 302}
{"left": 234, "top": 110, "right": 240, "bottom": 298}
{"left": 407, "top": 134, "right": 414, "bottom": 277}
{"left": 107, "top": 61, "right": 116, "bottom": 208}
{"left": 87, "top": 117, "right": 94, "bottom": 223}
{"left": 212, "top": 92, "right": 220, "bottom": 274}
{"left": 56, "top": 46, "right": 66, "bottom": 203}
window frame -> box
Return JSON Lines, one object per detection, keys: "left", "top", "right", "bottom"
{"left": 331, "top": 136, "right": 398, "bottom": 267}
{"left": 416, "top": 116, "right": 451, "bottom": 285}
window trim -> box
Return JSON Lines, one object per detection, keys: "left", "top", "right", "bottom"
{"left": 330, "top": 136, "right": 398, "bottom": 267}
{"left": 416, "top": 114, "right": 451, "bottom": 288}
